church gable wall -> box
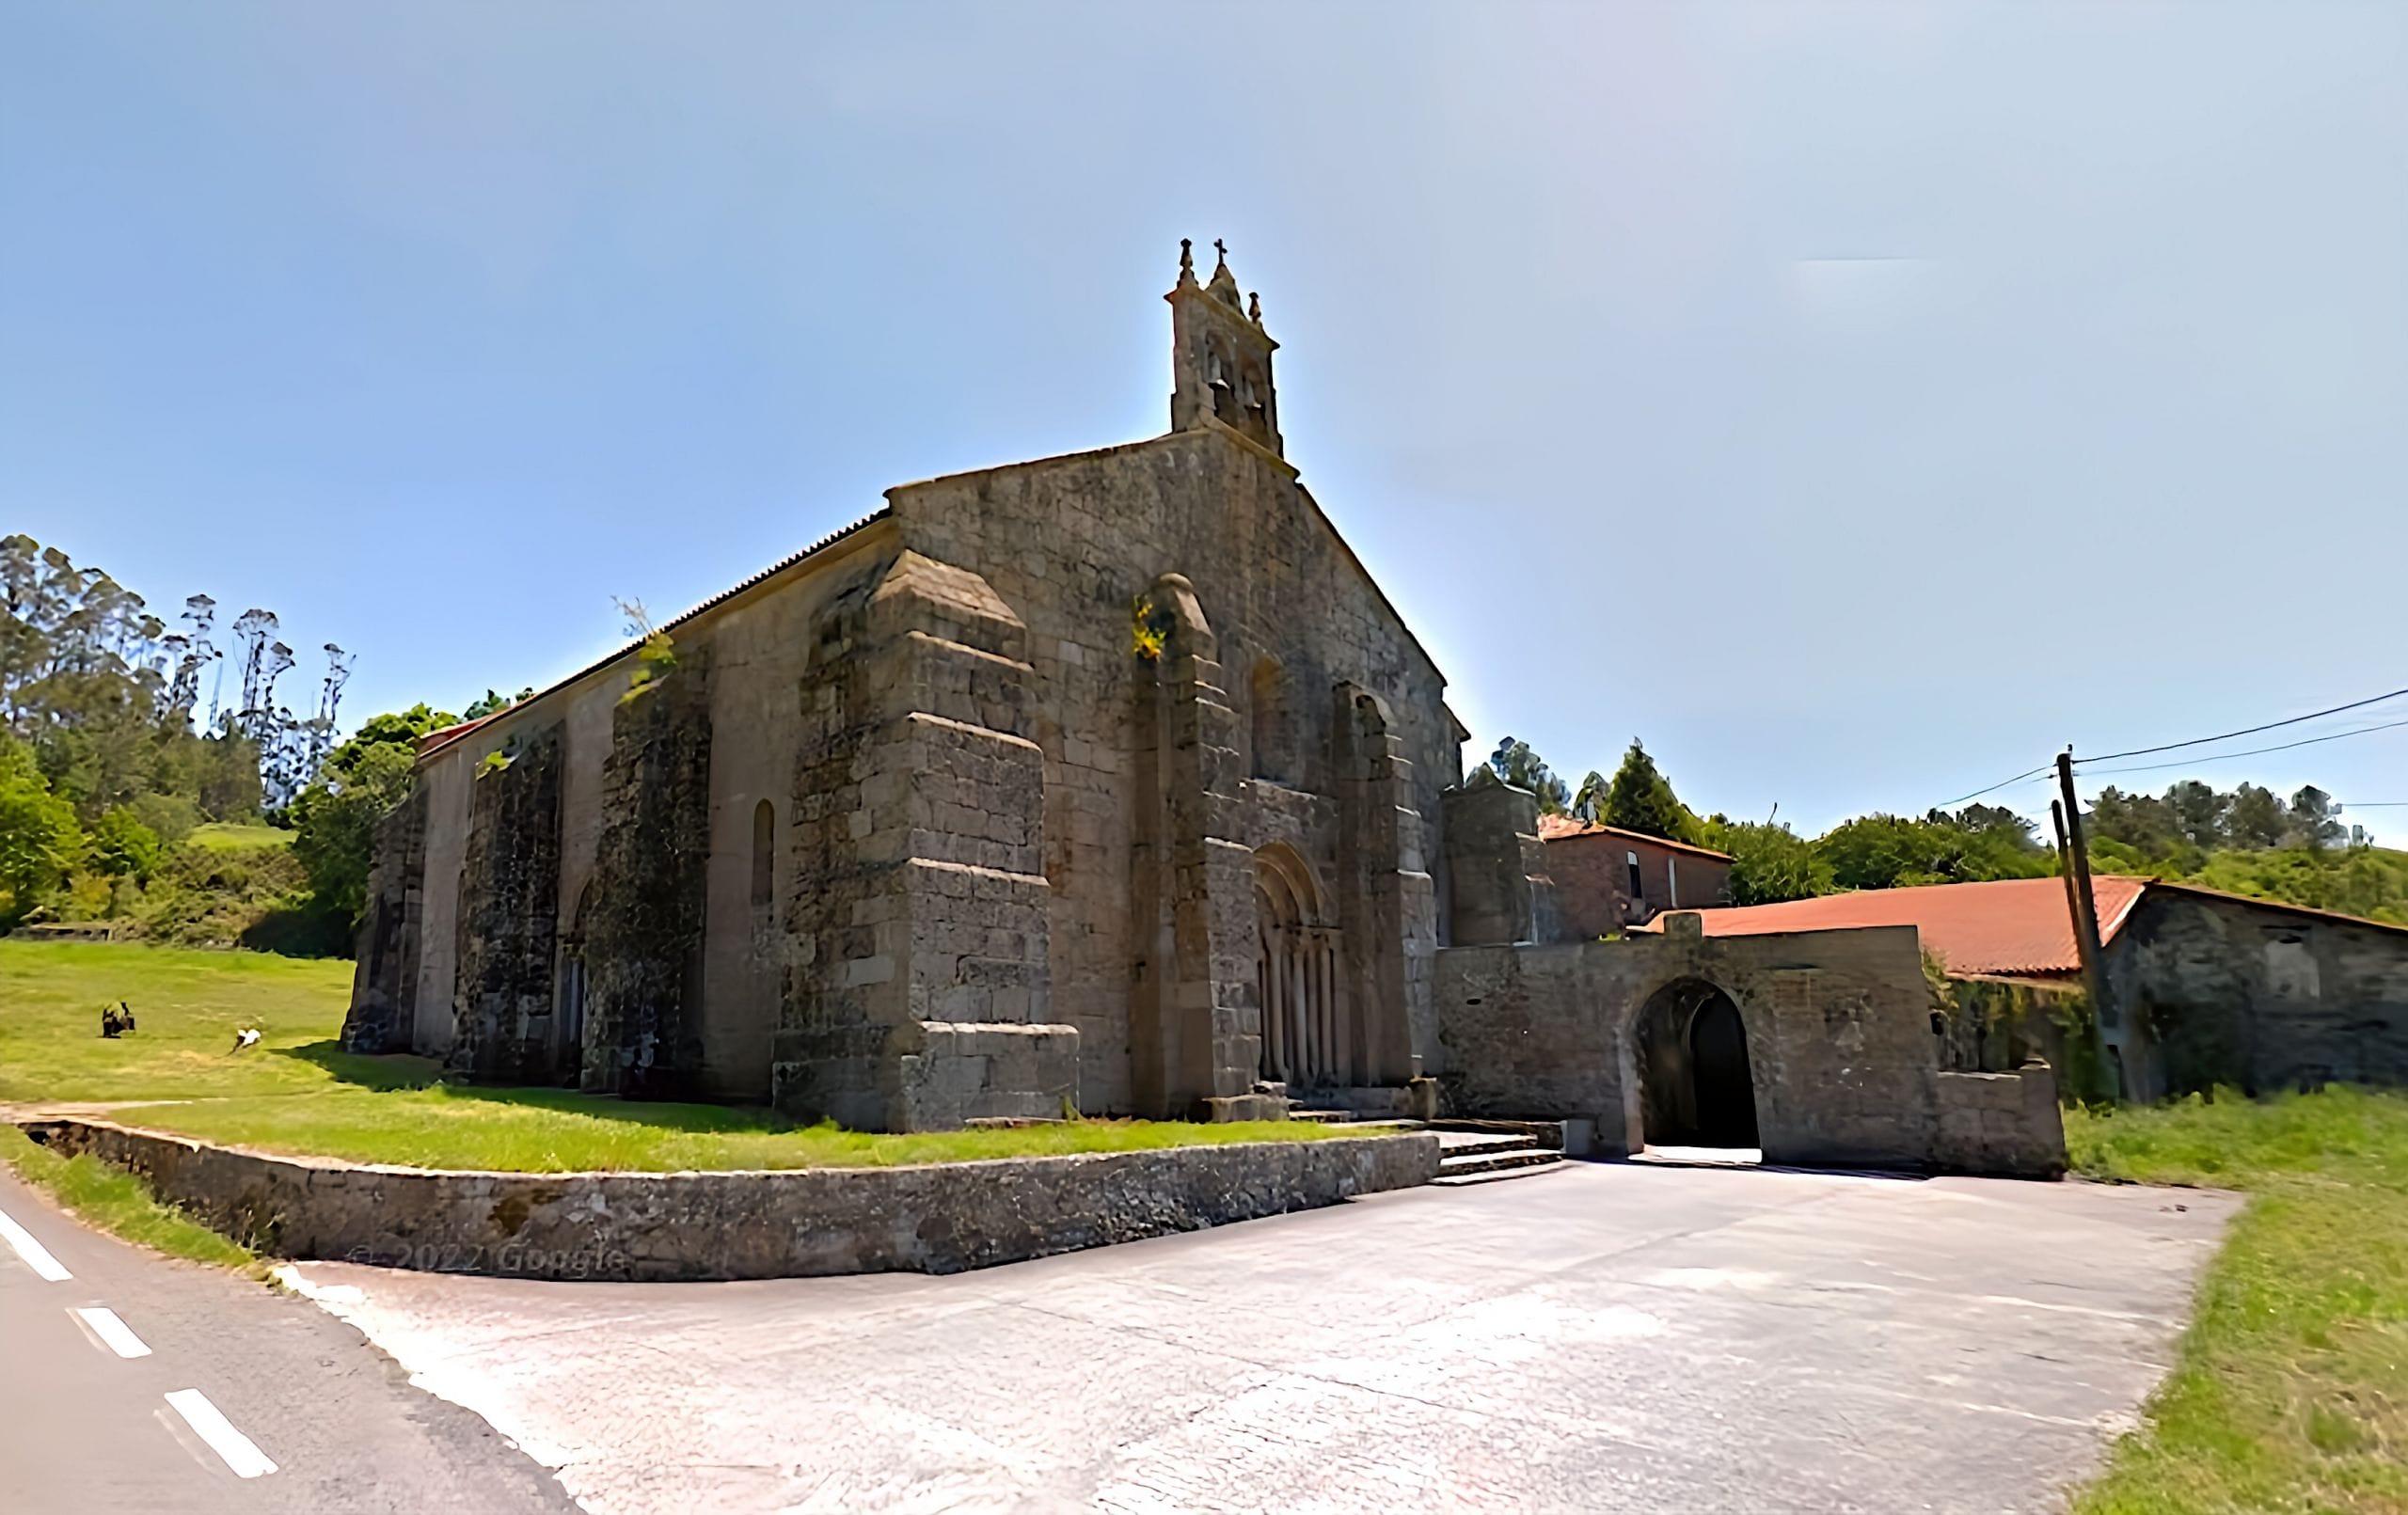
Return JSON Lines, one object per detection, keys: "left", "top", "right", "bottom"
{"left": 890, "top": 428, "right": 1455, "bottom": 1111}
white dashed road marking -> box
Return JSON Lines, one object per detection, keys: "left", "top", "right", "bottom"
{"left": 72, "top": 1304, "right": 152, "bottom": 1358}
{"left": 165, "top": 1389, "right": 279, "bottom": 1479}
{"left": 0, "top": 1205, "right": 72, "bottom": 1282}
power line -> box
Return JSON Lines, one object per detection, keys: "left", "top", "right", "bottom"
{"left": 2077, "top": 684, "right": 2408, "bottom": 765}
{"left": 2077, "top": 714, "right": 2408, "bottom": 779}
{"left": 1937, "top": 763, "right": 2054, "bottom": 809}
{"left": 1933, "top": 680, "right": 2408, "bottom": 813}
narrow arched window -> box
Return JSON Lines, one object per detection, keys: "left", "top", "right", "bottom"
{"left": 1250, "top": 657, "right": 1287, "bottom": 783}
{"left": 751, "top": 798, "right": 775, "bottom": 909}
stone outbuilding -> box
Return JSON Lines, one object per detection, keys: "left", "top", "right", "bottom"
{"left": 1434, "top": 774, "right": 2067, "bottom": 1176}
{"left": 1656, "top": 875, "right": 2408, "bottom": 1103}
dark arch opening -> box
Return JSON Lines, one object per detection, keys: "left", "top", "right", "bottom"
{"left": 1634, "top": 978, "right": 1759, "bottom": 1149}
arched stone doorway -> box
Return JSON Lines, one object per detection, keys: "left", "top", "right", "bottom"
{"left": 1255, "top": 844, "right": 1343, "bottom": 1089}
{"left": 1632, "top": 977, "right": 1760, "bottom": 1149}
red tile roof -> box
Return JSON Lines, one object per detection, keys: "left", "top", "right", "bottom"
{"left": 1537, "top": 814, "right": 1733, "bottom": 861}
{"left": 1640, "top": 876, "right": 2151, "bottom": 978}
{"left": 416, "top": 715, "right": 497, "bottom": 754}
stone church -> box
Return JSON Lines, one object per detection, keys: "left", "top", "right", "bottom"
{"left": 343, "top": 242, "right": 1464, "bottom": 1131}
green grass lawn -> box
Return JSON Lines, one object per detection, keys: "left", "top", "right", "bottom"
{"left": 0, "top": 939, "right": 406, "bottom": 1103}
{"left": 0, "top": 940, "right": 1352, "bottom": 1172}
{"left": 131, "top": 1088, "right": 1339, "bottom": 1172}
{"left": 2069, "top": 1088, "right": 2408, "bottom": 1514}
{"left": 182, "top": 821, "right": 293, "bottom": 851}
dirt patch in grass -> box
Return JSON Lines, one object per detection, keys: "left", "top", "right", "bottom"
{"left": 2068, "top": 1088, "right": 2408, "bottom": 1514}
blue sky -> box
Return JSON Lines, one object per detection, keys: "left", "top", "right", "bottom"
{"left": 4, "top": 2, "right": 2401, "bottom": 837}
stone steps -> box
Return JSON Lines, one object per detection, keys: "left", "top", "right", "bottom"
{"left": 1278, "top": 1109, "right": 1572, "bottom": 1186}
{"left": 1428, "top": 1121, "right": 1568, "bottom": 1185}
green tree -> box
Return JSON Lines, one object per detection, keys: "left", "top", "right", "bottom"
{"left": 461, "top": 687, "right": 534, "bottom": 720}
{"left": 2288, "top": 785, "right": 2345, "bottom": 851}
{"left": 2165, "top": 780, "right": 2229, "bottom": 850}
{"left": 1698, "top": 817, "right": 1831, "bottom": 905}
{"left": 2088, "top": 786, "right": 2183, "bottom": 860}
{"left": 1486, "top": 736, "right": 1570, "bottom": 814}
{"left": 0, "top": 738, "right": 81, "bottom": 922}
{"left": 87, "top": 807, "right": 162, "bottom": 882}
{"left": 289, "top": 703, "right": 454, "bottom": 925}
{"left": 1598, "top": 739, "right": 1695, "bottom": 843}
{"left": 1817, "top": 812, "right": 2052, "bottom": 891}
{"left": 2226, "top": 783, "right": 2288, "bottom": 849}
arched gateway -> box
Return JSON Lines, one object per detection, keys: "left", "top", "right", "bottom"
{"left": 1632, "top": 976, "right": 1760, "bottom": 1149}
{"left": 1254, "top": 844, "right": 1343, "bottom": 1089}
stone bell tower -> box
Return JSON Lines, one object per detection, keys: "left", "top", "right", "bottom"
{"left": 1167, "top": 238, "right": 1282, "bottom": 456}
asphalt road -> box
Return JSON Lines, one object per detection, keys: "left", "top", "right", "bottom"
{"left": 284, "top": 1160, "right": 2237, "bottom": 1515}
{"left": 0, "top": 1165, "right": 576, "bottom": 1514}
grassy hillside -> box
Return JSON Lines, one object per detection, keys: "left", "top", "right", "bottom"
{"left": 182, "top": 821, "right": 293, "bottom": 852}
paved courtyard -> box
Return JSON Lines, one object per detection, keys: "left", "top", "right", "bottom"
{"left": 285, "top": 1161, "right": 2235, "bottom": 1514}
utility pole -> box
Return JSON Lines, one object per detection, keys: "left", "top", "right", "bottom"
{"left": 2054, "top": 749, "right": 2120, "bottom": 1093}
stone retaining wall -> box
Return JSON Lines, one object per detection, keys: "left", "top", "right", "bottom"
{"left": 15, "top": 1118, "right": 1437, "bottom": 1282}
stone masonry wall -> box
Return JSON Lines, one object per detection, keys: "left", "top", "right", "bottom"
{"left": 1933, "top": 1066, "right": 2067, "bottom": 1178}
{"left": 1440, "top": 774, "right": 1557, "bottom": 949}
{"left": 1335, "top": 686, "right": 1437, "bottom": 1081}
{"left": 2111, "top": 889, "right": 2408, "bottom": 1097}
{"left": 447, "top": 723, "right": 565, "bottom": 1083}
{"left": 1434, "top": 920, "right": 2065, "bottom": 1175}
{"left": 774, "top": 550, "right": 1076, "bottom": 1131}
{"left": 18, "top": 1118, "right": 1440, "bottom": 1282}
{"left": 1545, "top": 829, "right": 1733, "bottom": 939}
{"left": 1127, "top": 574, "right": 1265, "bottom": 1118}
{"left": 583, "top": 650, "right": 715, "bottom": 1097}
{"left": 341, "top": 783, "right": 428, "bottom": 1054}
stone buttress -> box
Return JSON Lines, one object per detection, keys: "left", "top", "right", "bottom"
{"left": 1129, "top": 574, "right": 1272, "bottom": 1119}
{"left": 447, "top": 722, "right": 566, "bottom": 1081}
{"left": 1333, "top": 685, "right": 1439, "bottom": 1085}
{"left": 341, "top": 782, "right": 428, "bottom": 1053}
{"left": 774, "top": 550, "right": 1077, "bottom": 1131}
{"left": 582, "top": 648, "right": 716, "bottom": 1097}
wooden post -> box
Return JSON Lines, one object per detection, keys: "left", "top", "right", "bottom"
{"left": 2052, "top": 746, "right": 2109, "bottom": 1026}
